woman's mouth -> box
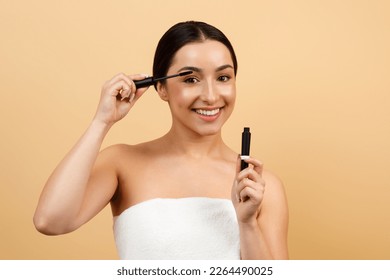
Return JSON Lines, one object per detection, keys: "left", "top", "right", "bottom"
{"left": 194, "top": 108, "right": 220, "bottom": 116}
{"left": 192, "top": 107, "right": 223, "bottom": 122}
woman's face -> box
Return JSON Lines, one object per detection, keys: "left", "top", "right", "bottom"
{"left": 158, "top": 40, "right": 236, "bottom": 137}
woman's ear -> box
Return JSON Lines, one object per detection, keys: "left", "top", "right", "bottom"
{"left": 156, "top": 82, "right": 169, "bottom": 102}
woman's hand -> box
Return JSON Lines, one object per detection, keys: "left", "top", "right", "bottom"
{"left": 93, "top": 73, "right": 149, "bottom": 126}
{"left": 232, "top": 156, "right": 266, "bottom": 224}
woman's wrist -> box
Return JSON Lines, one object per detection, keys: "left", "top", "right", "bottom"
{"left": 238, "top": 217, "right": 259, "bottom": 231}
{"left": 90, "top": 118, "right": 113, "bottom": 134}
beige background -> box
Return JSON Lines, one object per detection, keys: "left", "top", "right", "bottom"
{"left": 1, "top": 0, "right": 389, "bottom": 259}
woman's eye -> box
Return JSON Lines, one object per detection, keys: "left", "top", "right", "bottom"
{"left": 218, "top": 75, "right": 230, "bottom": 82}
{"left": 184, "top": 77, "right": 199, "bottom": 84}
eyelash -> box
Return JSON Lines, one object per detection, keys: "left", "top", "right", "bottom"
{"left": 184, "top": 75, "right": 231, "bottom": 84}
{"left": 184, "top": 77, "right": 199, "bottom": 84}
{"left": 218, "top": 75, "right": 231, "bottom": 82}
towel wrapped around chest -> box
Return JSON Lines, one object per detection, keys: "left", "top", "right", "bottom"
{"left": 113, "top": 197, "right": 240, "bottom": 259}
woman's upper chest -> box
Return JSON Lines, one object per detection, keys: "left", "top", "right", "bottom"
{"left": 115, "top": 152, "right": 237, "bottom": 209}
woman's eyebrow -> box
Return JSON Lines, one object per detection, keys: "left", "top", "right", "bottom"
{"left": 178, "top": 66, "right": 202, "bottom": 73}
{"left": 216, "top": 64, "right": 234, "bottom": 72}
{"left": 178, "top": 64, "right": 233, "bottom": 73}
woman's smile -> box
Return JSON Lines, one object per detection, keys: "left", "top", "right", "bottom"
{"left": 192, "top": 107, "right": 223, "bottom": 122}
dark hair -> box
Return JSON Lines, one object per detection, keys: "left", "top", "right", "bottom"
{"left": 152, "top": 21, "right": 238, "bottom": 90}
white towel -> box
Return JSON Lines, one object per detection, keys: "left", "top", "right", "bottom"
{"left": 113, "top": 197, "right": 240, "bottom": 259}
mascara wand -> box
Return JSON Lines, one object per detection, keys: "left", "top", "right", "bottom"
{"left": 134, "top": 71, "right": 193, "bottom": 89}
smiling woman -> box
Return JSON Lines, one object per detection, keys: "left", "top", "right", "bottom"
{"left": 33, "top": 21, "right": 289, "bottom": 260}
{"left": 157, "top": 40, "right": 237, "bottom": 136}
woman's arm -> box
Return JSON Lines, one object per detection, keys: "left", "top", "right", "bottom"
{"left": 33, "top": 120, "right": 114, "bottom": 235}
{"left": 232, "top": 157, "right": 289, "bottom": 259}
{"left": 33, "top": 73, "right": 148, "bottom": 235}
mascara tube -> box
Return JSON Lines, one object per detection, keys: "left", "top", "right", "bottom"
{"left": 240, "top": 127, "right": 251, "bottom": 171}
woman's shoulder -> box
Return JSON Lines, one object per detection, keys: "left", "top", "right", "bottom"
{"left": 98, "top": 144, "right": 133, "bottom": 161}
{"left": 261, "top": 168, "right": 288, "bottom": 213}
{"left": 262, "top": 169, "right": 287, "bottom": 202}
{"left": 262, "top": 169, "right": 284, "bottom": 189}
{"left": 99, "top": 139, "right": 164, "bottom": 160}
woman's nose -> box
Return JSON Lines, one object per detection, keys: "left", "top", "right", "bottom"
{"left": 201, "top": 80, "right": 219, "bottom": 104}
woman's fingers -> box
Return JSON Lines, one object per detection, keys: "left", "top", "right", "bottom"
{"left": 114, "top": 81, "right": 132, "bottom": 101}
{"left": 236, "top": 176, "right": 265, "bottom": 201}
{"left": 238, "top": 185, "right": 263, "bottom": 204}
{"left": 234, "top": 156, "right": 265, "bottom": 203}
{"left": 128, "top": 74, "right": 150, "bottom": 102}
{"left": 236, "top": 156, "right": 263, "bottom": 175}
{"left": 236, "top": 168, "right": 259, "bottom": 183}
{"left": 104, "top": 73, "right": 149, "bottom": 102}
{"left": 95, "top": 73, "right": 150, "bottom": 125}
{"left": 243, "top": 157, "right": 263, "bottom": 175}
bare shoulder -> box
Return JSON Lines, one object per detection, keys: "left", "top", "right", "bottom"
{"left": 262, "top": 169, "right": 285, "bottom": 194}
{"left": 99, "top": 143, "right": 148, "bottom": 161}
{"left": 95, "top": 144, "right": 127, "bottom": 166}
{"left": 261, "top": 169, "right": 289, "bottom": 214}
{"left": 100, "top": 143, "right": 134, "bottom": 155}
{"left": 96, "top": 141, "right": 161, "bottom": 172}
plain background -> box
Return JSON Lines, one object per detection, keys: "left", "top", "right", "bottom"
{"left": 1, "top": 0, "right": 389, "bottom": 259}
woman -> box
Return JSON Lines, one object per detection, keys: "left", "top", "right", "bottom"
{"left": 34, "top": 21, "right": 289, "bottom": 259}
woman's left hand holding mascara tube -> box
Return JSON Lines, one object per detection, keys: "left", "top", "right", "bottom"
{"left": 94, "top": 73, "right": 150, "bottom": 127}
{"left": 232, "top": 156, "right": 265, "bottom": 224}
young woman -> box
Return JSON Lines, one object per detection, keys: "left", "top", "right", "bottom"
{"left": 34, "top": 21, "right": 289, "bottom": 259}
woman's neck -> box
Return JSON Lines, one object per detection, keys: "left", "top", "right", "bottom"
{"left": 161, "top": 126, "right": 228, "bottom": 159}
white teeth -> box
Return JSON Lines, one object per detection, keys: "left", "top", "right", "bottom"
{"left": 195, "top": 108, "right": 220, "bottom": 116}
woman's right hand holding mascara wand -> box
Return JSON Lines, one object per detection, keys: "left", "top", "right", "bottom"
{"left": 94, "top": 73, "right": 150, "bottom": 126}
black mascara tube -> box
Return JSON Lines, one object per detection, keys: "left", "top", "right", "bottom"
{"left": 240, "top": 127, "right": 251, "bottom": 171}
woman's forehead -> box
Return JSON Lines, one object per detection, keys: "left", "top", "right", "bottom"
{"left": 169, "top": 40, "right": 233, "bottom": 71}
